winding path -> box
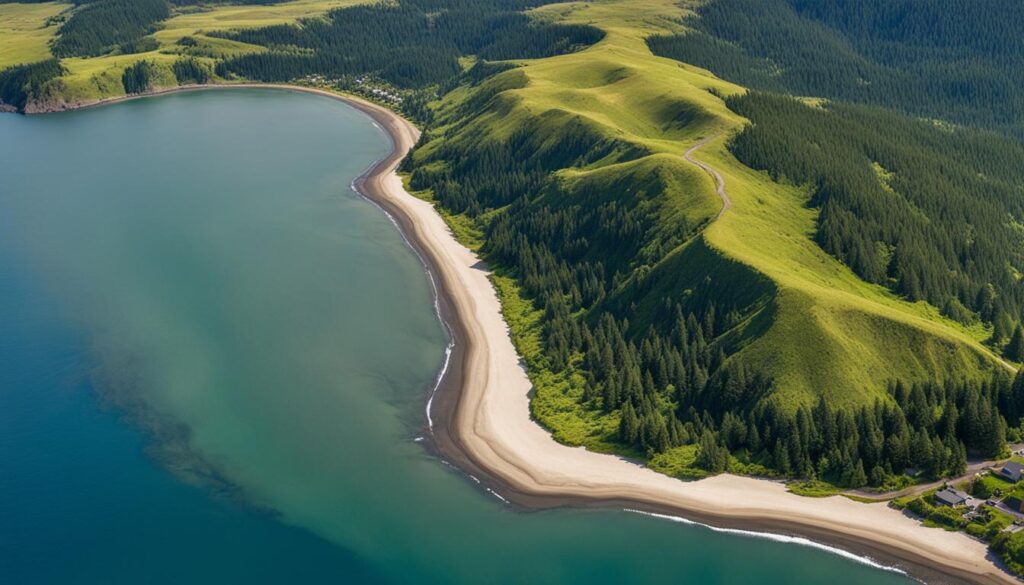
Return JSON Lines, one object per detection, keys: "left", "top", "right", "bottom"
{"left": 684, "top": 134, "right": 730, "bottom": 218}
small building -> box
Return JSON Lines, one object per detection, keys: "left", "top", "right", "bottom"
{"left": 1001, "top": 461, "right": 1024, "bottom": 483}
{"left": 934, "top": 487, "right": 970, "bottom": 507}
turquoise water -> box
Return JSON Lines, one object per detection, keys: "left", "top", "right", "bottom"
{"left": 0, "top": 90, "right": 914, "bottom": 584}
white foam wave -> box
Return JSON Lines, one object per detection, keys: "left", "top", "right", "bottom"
{"left": 624, "top": 509, "right": 908, "bottom": 575}
{"left": 348, "top": 170, "right": 455, "bottom": 434}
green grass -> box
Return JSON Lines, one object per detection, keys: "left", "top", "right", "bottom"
{"left": 788, "top": 480, "right": 844, "bottom": 498}
{"left": 4, "top": 0, "right": 368, "bottom": 103}
{"left": 971, "top": 471, "right": 1015, "bottom": 499}
{"left": 0, "top": 2, "right": 68, "bottom": 69}
{"left": 8, "top": 0, "right": 1013, "bottom": 484}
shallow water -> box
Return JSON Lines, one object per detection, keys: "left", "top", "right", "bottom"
{"left": 0, "top": 90, "right": 913, "bottom": 584}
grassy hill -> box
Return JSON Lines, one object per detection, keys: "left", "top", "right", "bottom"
{"left": 398, "top": 0, "right": 1018, "bottom": 485}
{"left": 415, "top": 0, "right": 1002, "bottom": 410}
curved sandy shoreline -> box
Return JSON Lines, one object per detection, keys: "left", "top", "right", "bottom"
{"left": 27, "top": 83, "right": 1018, "bottom": 585}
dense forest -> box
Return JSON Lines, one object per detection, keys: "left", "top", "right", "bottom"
{"left": 722, "top": 92, "right": 1024, "bottom": 351}
{"left": 121, "top": 60, "right": 155, "bottom": 94}
{"left": 213, "top": 0, "right": 603, "bottom": 87}
{"left": 51, "top": 0, "right": 170, "bottom": 58}
{"left": 19, "top": 0, "right": 283, "bottom": 59}
{"left": 648, "top": 0, "right": 1024, "bottom": 138}
{"left": 0, "top": 59, "right": 63, "bottom": 111}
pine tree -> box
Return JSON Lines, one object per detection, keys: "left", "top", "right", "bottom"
{"left": 848, "top": 459, "right": 868, "bottom": 488}
{"left": 619, "top": 402, "right": 639, "bottom": 444}
{"left": 1005, "top": 325, "right": 1024, "bottom": 362}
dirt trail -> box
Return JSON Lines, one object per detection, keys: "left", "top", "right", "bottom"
{"left": 684, "top": 134, "right": 730, "bottom": 218}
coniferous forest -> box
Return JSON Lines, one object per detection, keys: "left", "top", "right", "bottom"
{"left": 725, "top": 92, "right": 1024, "bottom": 340}
{"left": 212, "top": 0, "right": 603, "bottom": 87}
{"left": 647, "top": 0, "right": 1024, "bottom": 138}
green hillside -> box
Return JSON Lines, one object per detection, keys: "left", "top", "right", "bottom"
{"left": 402, "top": 0, "right": 1019, "bottom": 485}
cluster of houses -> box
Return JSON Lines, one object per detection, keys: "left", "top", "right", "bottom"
{"left": 297, "top": 75, "right": 405, "bottom": 106}
{"left": 353, "top": 77, "right": 403, "bottom": 104}
{"left": 931, "top": 461, "right": 1024, "bottom": 531}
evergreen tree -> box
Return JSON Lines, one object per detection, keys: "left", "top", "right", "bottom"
{"left": 1005, "top": 326, "right": 1024, "bottom": 362}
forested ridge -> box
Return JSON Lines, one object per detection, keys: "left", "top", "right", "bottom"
{"left": 725, "top": 92, "right": 1024, "bottom": 355}
{"left": 648, "top": 0, "right": 1024, "bottom": 137}
{"left": 646, "top": 0, "right": 1024, "bottom": 357}
{"left": 8, "top": 0, "right": 289, "bottom": 60}
{"left": 213, "top": 0, "right": 603, "bottom": 87}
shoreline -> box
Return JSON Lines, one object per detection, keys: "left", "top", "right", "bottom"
{"left": 25, "top": 83, "right": 1020, "bottom": 585}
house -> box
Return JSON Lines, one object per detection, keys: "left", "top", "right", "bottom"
{"left": 1001, "top": 461, "right": 1024, "bottom": 483}
{"left": 934, "top": 487, "right": 970, "bottom": 507}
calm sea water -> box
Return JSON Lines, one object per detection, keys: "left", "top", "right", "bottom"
{"left": 0, "top": 90, "right": 913, "bottom": 584}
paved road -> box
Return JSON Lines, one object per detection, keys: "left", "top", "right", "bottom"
{"left": 683, "top": 134, "right": 730, "bottom": 219}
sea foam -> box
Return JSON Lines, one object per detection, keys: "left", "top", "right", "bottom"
{"left": 624, "top": 508, "right": 910, "bottom": 577}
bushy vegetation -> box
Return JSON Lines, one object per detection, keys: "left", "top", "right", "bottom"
{"left": 52, "top": 0, "right": 170, "bottom": 58}
{"left": 992, "top": 530, "right": 1024, "bottom": 576}
{"left": 0, "top": 58, "right": 62, "bottom": 111}
{"left": 172, "top": 58, "right": 209, "bottom": 85}
{"left": 121, "top": 60, "right": 155, "bottom": 94}
{"left": 722, "top": 92, "right": 1024, "bottom": 352}
{"left": 213, "top": 0, "right": 603, "bottom": 87}
{"left": 5, "top": 0, "right": 1019, "bottom": 497}
{"left": 648, "top": 0, "right": 1024, "bottom": 137}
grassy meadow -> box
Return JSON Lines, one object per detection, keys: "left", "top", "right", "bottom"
{"left": 0, "top": 0, "right": 366, "bottom": 103}
{"left": 0, "top": 2, "right": 67, "bottom": 69}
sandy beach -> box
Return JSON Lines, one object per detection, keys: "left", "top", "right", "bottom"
{"left": 27, "top": 83, "right": 1017, "bottom": 585}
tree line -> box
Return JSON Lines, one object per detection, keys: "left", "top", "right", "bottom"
{"left": 0, "top": 59, "right": 62, "bottom": 111}
{"left": 37, "top": 0, "right": 283, "bottom": 59}
{"left": 721, "top": 91, "right": 1024, "bottom": 359}
{"left": 213, "top": 0, "right": 602, "bottom": 88}
{"left": 647, "top": 0, "right": 1024, "bottom": 138}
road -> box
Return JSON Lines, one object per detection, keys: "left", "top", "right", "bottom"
{"left": 845, "top": 445, "right": 1024, "bottom": 502}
